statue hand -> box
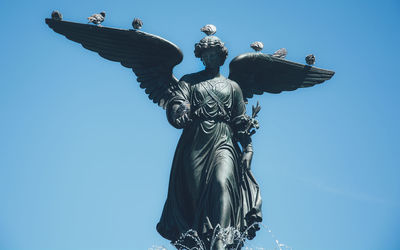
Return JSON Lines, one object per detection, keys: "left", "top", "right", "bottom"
{"left": 241, "top": 150, "right": 253, "bottom": 171}
{"left": 175, "top": 113, "right": 192, "bottom": 128}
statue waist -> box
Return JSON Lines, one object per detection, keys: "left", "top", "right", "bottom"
{"left": 192, "top": 102, "right": 230, "bottom": 123}
{"left": 192, "top": 110, "right": 230, "bottom": 123}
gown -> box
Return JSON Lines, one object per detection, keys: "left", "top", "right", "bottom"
{"left": 157, "top": 71, "right": 262, "bottom": 246}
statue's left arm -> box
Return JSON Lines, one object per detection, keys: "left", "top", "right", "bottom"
{"left": 230, "top": 81, "right": 255, "bottom": 171}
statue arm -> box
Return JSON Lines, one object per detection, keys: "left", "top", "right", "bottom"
{"left": 166, "top": 79, "right": 192, "bottom": 129}
{"left": 230, "top": 81, "right": 255, "bottom": 169}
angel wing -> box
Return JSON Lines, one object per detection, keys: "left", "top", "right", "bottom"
{"left": 228, "top": 53, "right": 335, "bottom": 101}
{"left": 45, "top": 18, "right": 183, "bottom": 109}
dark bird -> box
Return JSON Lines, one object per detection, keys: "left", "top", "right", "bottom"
{"left": 87, "top": 11, "right": 106, "bottom": 26}
{"left": 250, "top": 41, "right": 264, "bottom": 52}
{"left": 200, "top": 24, "right": 217, "bottom": 36}
{"left": 132, "top": 18, "right": 143, "bottom": 30}
{"left": 305, "top": 54, "right": 316, "bottom": 65}
{"left": 51, "top": 10, "right": 62, "bottom": 21}
{"left": 272, "top": 48, "right": 287, "bottom": 59}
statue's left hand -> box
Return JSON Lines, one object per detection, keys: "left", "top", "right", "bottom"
{"left": 241, "top": 151, "right": 253, "bottom": 171}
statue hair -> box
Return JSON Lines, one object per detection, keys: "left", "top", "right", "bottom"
{"left": 194, "top": 36, "right": 228, "bottom": 66}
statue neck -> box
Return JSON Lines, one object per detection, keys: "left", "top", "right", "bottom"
{"left": 203, "top": 67, "right": 220, "bottom": 78}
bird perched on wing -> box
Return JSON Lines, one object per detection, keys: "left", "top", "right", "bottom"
{"left": 132, "top": 18, "right": 143, "bottom": 30}
{"left": 200, "top": 24, "right": 217, "bottom": 36}
{"left": 272, "top": 48, "right": 287, "bottom": 59}
{"left": 250, "top": 41, "right": 264, "bottom": 52}
{"left": 305, "top": 54, "right": 316, "bottom": 65}
{"left": 51, "top": 10, "right": 63, "bottom": 21}
{"left": 87, "top": 11, "right": 106, "bottom": 26}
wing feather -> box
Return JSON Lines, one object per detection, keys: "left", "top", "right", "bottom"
{"left": 45, "top": 18, "right": 183, "bottom": 109}
{"left": 228, "top": 53, "right": 334, "bottom": 100}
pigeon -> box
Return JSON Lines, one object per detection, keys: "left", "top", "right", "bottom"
{"left": 87, "top": 11, "right": 106, "bottom": 26}
{"left": 305, "top": 54, "right": 316, "bottom": 65}
{"left": 132, "top": 18, "right": 143, "bottom": 30}
{"left": 200, "top": 24, "right": 217, "bottom": 36}
{"left": 51, "top": 10, "right": 63, "bottom": 21}
{"left": 250, "top": 41, "right": 264, "bottom": 52}
{"left": 272, "top": 48, "right": 287, "bottom": 59}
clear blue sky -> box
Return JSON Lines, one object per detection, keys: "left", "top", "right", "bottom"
{"left": 0, "top": 0, "right": 399, "bottom": 249}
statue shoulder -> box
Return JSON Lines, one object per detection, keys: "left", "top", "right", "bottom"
{"left": 226, "top": 78, "right": 242, "bottom": 92}
{"left": 180, "top": 72, "right": 204, "bottom": 84}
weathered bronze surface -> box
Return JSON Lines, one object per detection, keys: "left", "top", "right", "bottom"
{"left": 45, "top": 16, "right": 334, "bottom": 250}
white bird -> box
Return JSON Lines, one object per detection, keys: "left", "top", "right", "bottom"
{"left": 200, "top": 24, "right": 217, "bottom": 36}
{"left": 272, "top": 48, "right": 287, "bottom": 59}
{"left": 87, "top": 11, "right": 106, "bottom": 26}
{"left": 250, "top": 41, "right": 264, "bottom": 52}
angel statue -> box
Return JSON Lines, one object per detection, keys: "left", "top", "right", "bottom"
{"left": 46, "top": 15, "right": 334, "bottom": 249}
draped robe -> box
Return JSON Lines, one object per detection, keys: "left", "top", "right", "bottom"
{"left": 157, "top": 72, "right": 262, "bottom": 245}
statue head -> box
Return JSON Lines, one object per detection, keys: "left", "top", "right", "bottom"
{"left": 194, "top": 36, "right": 228, "bottom": 68}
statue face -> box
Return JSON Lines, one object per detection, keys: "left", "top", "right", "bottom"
{"left": 201, "top": 48, "right": 220, "bottom": 68}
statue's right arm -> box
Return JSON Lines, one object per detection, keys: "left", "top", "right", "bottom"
{"left": 166, "top": 79, "right": 192, "bottom": 129}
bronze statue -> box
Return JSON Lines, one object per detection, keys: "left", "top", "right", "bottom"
{"left": 45, "top": 15, "right": 334, "bottom": 250}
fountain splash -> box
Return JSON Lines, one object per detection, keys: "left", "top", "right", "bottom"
{"left": 165, "top": 222, "right": 292, "bottom": 250}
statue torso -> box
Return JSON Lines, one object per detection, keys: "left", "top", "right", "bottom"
{"left": 182, "top": 72, "right": 234, "bottom": 122}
